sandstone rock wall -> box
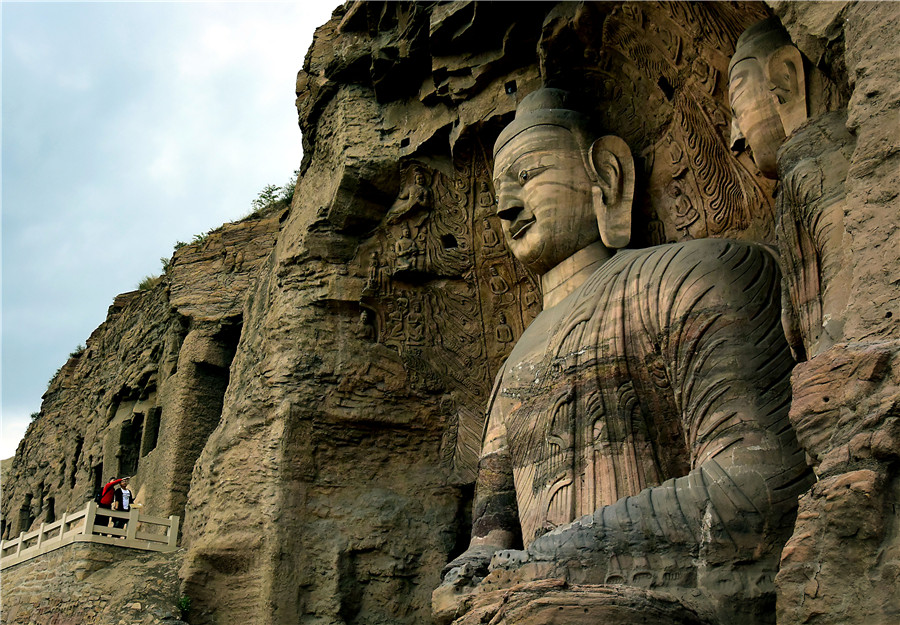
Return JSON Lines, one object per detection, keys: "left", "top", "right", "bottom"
{"left": 0, "top": 543, "right": 185, "bottom": 625}
{"left": 3, "top": 2, "right": 899, "bottom": 625}
{"left": 765, "top": 2, "right": 900, "bottom": 623}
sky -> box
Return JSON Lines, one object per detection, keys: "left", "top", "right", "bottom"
{"left": 1, "top": 1, "right": 339, "bottom": 460}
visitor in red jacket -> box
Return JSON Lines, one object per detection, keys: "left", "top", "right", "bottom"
{"left": 96, "top": 476, "right": 125, "bottom": 533}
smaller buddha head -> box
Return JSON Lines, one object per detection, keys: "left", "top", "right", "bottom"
{"left": 729, "top": 17, "right": 808, "bottom": 178}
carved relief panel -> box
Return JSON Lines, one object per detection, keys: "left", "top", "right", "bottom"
{"left": 353, "top": 141, "right": 540, "bottom": 480}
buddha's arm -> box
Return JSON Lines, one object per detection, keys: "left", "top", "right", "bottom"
{"left": 441, "top": 376, "right": 521, "bottom": 580}
{"left": 500, "top": 242, "right": 812, "bottom": 572}
{"left": 432, "top": 400, "right": 521, "bottom": 623}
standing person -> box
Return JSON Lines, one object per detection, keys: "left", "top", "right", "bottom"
{"left": 112, "top": 477, "right": 136, "bottom": 530}
{"left": 96, "top": 476, "right": 124, "bottom": 533}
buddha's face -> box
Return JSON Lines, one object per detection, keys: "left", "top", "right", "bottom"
{"left": 729, "top": 56, "right": 786, "bottom": 178}
{"left": 493, "top": 125, "right": 600, "bottom": 275}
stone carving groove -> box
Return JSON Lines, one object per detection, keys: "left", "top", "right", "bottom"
{"left": 351, "top": 142, "right": 542, "bottom": 481}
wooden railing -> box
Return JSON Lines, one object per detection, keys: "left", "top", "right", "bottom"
{"left": 0, "top": 501, "right": 179, "bottom": 570}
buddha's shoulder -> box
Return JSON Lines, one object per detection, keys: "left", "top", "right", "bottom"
{"left": 614, "top": 239, "right": 776, "bottom": 275}
{"left": 578, "top": 239, "right": 779, "bottom": 305}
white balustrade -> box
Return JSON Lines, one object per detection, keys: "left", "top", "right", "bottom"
{"left": 0, "top": 501, "right": 179, "bottom": 569}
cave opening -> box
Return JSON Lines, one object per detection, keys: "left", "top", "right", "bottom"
{"left": 118, "top": 413, "right": 144, "bottom": 476}
{"left": 70, "top": 436, "right": 84, "bottom": 489}
{"left": 142, "top": 406, "right": 162, "bottom": 456}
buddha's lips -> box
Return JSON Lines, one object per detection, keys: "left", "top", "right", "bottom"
{"left": 509, "top": 216, "right": 536, "bottom": 239}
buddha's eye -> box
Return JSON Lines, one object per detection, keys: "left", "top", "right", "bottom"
{"left": 517, "top": 170, "right": 529, "bottom": 185}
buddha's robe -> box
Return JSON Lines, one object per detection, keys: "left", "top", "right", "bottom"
{"left": 473, "top": 239, "right": 812, "bottom": 574}
{"left": 776, "top": 110, "right": 854, "bottom": 361}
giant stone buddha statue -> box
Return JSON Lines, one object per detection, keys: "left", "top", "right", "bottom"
{"left": 434, "top": 88, "right": 813, "bottom": 625}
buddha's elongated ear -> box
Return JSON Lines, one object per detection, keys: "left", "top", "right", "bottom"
{"left": 765, "top": 45, "right": 808, "bottom": 137}
{"left": 588, "top": 135, "right": 634, "bottom": 249}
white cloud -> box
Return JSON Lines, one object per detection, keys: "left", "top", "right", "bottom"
{"left": 1, "top": 413, "right": 31, "bottom": 461}
{"left": 1, "top": 2, "right": 338, "bottom": 458}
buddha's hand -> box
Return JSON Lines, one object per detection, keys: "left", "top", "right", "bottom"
{"left": 488, "top": 548, "right": 531, "bottom": 571}
{"left": 533, "top": 513, "right": 606, "bottom": 560}
{"left": 487, "top": 537, "right": 555, "bottom": 572}
{"left": 486, "top": 539, "right": 561, "bottom": 582}
{"left": 439, "top": 544, "right": 497, "bottom": 587}
{"left": 433, "top": 545, "right": 497, "bottom": 624}
{"left": 490, "top": 514, "right": 605, "bottom": 573}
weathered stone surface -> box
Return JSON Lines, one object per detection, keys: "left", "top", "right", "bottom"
{"left": 169, "top": 214, "right": 284, "bottom": 321}
{"left": 787, "top": 343, "right": 898, "bottom": 468}
{"left": 777, "top": 468, "right": 900, "bottom": 624}
{"left": 451, "top": 579, "right": 710, "bottom": 625}
{"left": 2, "top": 2, "right": 898, "bottom": 624}
{"left": 0, "top": 543, "right": 186, "bottom": 625}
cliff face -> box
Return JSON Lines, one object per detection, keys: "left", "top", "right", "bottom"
{"left": 1, "top": 210, "right": 283, "bottom": 540}
{"left": 180, "top": 3, "right": 780, "bottom": 623}
{"left": 3, "top": 2, "right": 898, "bottom": 625}
{"left": 763, "top": 3, "right": 900, "bottom": 623}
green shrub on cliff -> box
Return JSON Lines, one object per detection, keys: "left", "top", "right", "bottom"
{"left": 244, "top": 170, "right": 298, "bottom": 219}
{"left": 137, "top": 275, "right": 161, "bottom": 291}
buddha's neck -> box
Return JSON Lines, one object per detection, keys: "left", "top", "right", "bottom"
{"left": 540, "top": 241, "right": 612, "bottom": 309}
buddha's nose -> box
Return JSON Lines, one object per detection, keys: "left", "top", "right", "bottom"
{"left": 496, "top": 185, "right": 523, "bottom": 223}
{"left": 497, "top": 201, "right": 523, "bottom": 224}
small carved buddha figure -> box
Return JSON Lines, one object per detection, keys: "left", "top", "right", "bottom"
{"left": 355, "top": 310, "right": 375, "bottom": 342}
{"left": 383, "top": 301, "right": 405, "bottom": 344}
{"left": 487, "top": 265, "right": 513, "bottom": 305}
{"left": 478, "top": 181, "right": 495, "bottom": 208}
{"left": 386, "top": 168, "right": 432, "bottom": 225}
{"left": 666, "top": 179, "right": 701, "bottom": 239}
{"left": 406, "top": 301, "right": 426, "bottom": 346}
{"left": 494, "top": 312, "right": 514, "bottom": 345}
{"left": 729, "top": 17, "right": 852, "bottom": 359}
{"left": 394, "top": 224, "right": 418, "bottom": 272}
{"left": 646, "top": 210, "right": 667, "bottom": 246}
{"left": 434, "top": 88, "right": 811, "bottom": 625}
{"left": 366, "top": 251, "right": 380, "bottom": 289}
{"left": 481, "top": 218, "right": 501, "bottom": 251}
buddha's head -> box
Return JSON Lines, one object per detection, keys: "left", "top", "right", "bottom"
{"left": 492, "top": 88, "right": 634, "bottom": 275}
{"left": 729, "top": 17, "right": 808, "bottom": 178}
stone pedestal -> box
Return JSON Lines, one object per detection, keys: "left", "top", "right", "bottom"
{"left": 451, "top": 579, "right": 708, "bottom": 625}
